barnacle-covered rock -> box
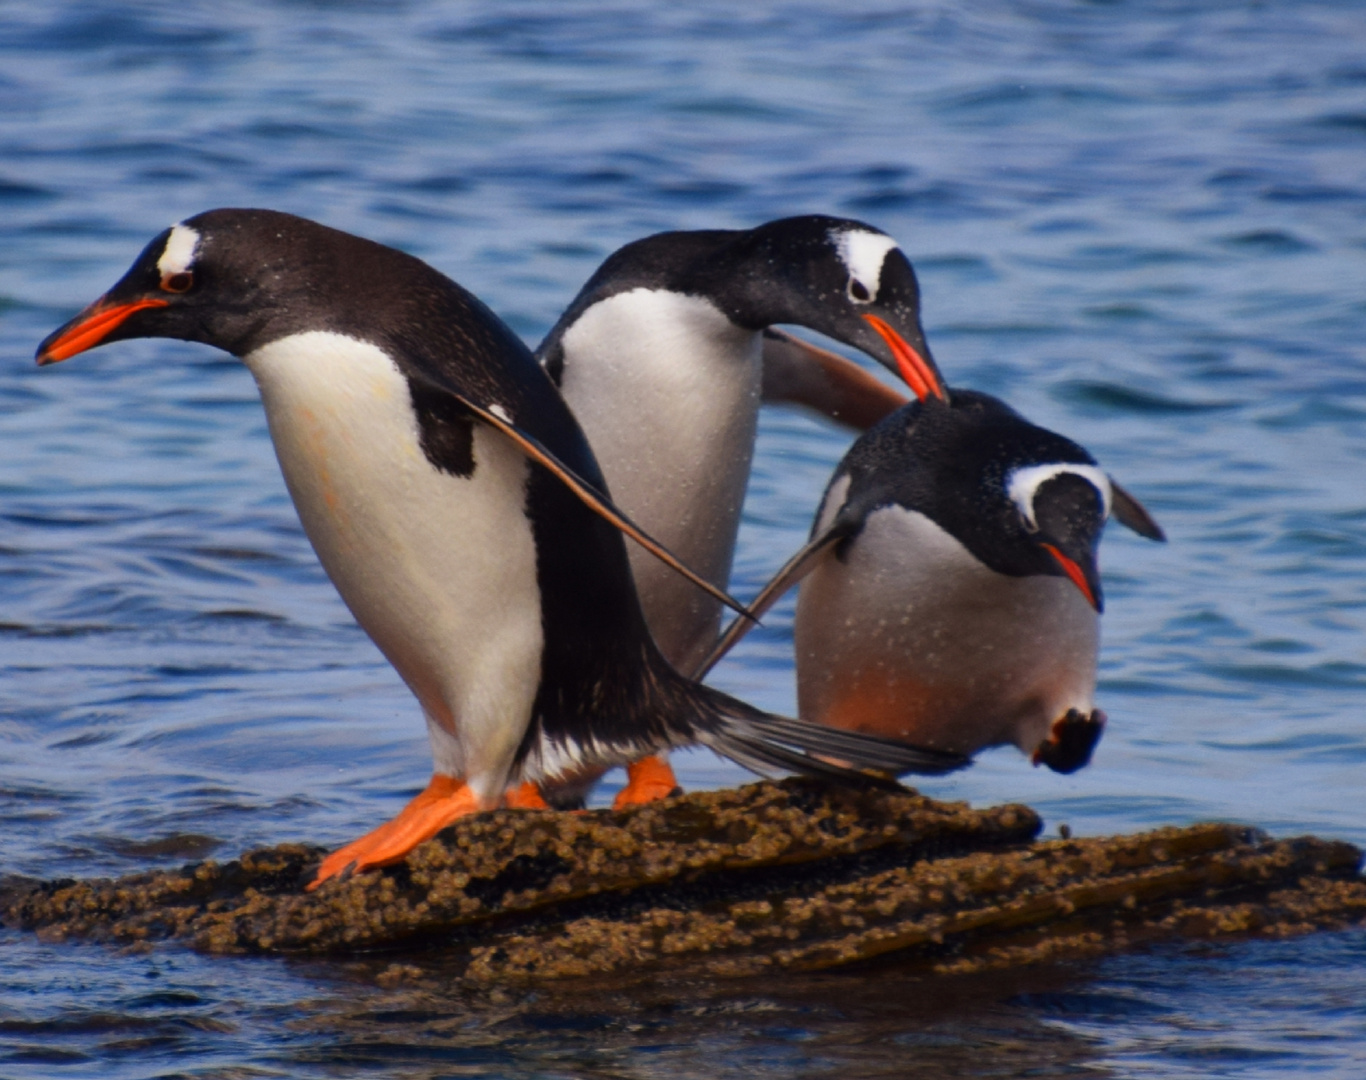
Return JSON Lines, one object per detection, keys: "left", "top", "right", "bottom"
{"left": 3, "top": 779, "right": 1362, "bottom": 984}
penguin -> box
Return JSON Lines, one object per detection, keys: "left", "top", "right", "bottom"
{"left": 697, "top": 389, "right": 1165, "bottom": 773}
{"left": 35, "top": 208, "right": 967, "bottom": 888}
{"left": 536, "top": 216, "right": 947, "bottom": 804}
{"left": 540, "top": 215, "right": 944, "bottom": 677}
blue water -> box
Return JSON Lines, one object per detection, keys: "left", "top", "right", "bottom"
{"left": 2, "top": 1, "right": 1365, "bottom": 1075}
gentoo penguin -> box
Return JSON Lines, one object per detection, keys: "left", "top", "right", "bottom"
{"left": 699, "top": 390, "right": 1165, "bottom": 773}
{"left": 540, "top": 215, "right": 944, "bottom": 677}
{"left": 537, "top": 216, "right": 947, "bottom": 804}
{"left": 35, "top": 209, "right": 966, "bottom": 887}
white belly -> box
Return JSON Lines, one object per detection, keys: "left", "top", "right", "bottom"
{"left": 558, "top": 289, "right": 761, "bottom": 674}
{"left": 795, "top": 506, "right": 1098, "bottom": 756}
{"left": 243, "top": 331, "right": 543, "bottom": 797}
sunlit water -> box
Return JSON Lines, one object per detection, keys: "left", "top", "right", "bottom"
{"left": 2, "top": 2, "right": 1365, "bottom": 1076}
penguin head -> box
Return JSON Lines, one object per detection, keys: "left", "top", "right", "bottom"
{"left": 37, "top": 218, "right": 215, "bottom": 364}
{"left": 36, "top": 209, "right": 446, "bottom": 364}
{"left": 689, "top": 216, "right": 947, "bottom": 403}
{"left": 836, "top": 391, "right": 1113, "bottom": 612}
{"left": 1005, "top": 461, "right": 1111, "bottom": 612}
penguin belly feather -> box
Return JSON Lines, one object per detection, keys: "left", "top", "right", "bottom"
{"left": 558, "top": 289, "right": 762, "bottom": 673}
{"left": 244, "top": 330, "right": 544, "bottom": 798}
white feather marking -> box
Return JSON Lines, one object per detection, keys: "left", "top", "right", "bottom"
{"left": 521, "top": 726, "right": 660, "bottom": 785}
{"left": 157, "top": 224, "right": 200, "bottom": 275}
{"left": 522, "top": 733, "right": 593, "bottom": 783}
{"left": 1007, "top": 463, "right": 1112, "bottom": 532}
{"left": 488, "top": 403, "right": 512, "bottom": 423}
{"left": 829, "top": 228, "right": 899, "bottom": 302}
{"left": 241, "top": 330, "right": 543, "bottom": 801}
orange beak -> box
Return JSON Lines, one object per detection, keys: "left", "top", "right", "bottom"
{"left": 36, "top": 298, "right": 169, "bottom": 365}
{"left": 1041, "top": 543, "right": 1102, "bottom": 612}
{"left": 861, "top": 313, "right": 947, "bottom": 403}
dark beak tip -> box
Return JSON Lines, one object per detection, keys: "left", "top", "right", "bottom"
{"left": 35, "top": 319, "right": 78, "bottom": 366}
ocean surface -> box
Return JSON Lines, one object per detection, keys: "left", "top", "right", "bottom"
{"left": 2, "top": 1, "right": 1365, "bottom": 1075}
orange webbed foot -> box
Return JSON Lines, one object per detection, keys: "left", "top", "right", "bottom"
{"left": 308, "top": 775, "right": 485, "bottom": 890}
{"left": 503, "top": 780, "right": 551, "bottom": 810}
{"left": 612, "top": 755, "right": 682, "bottom": 810}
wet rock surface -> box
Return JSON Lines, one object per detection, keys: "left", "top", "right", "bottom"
{"left": 3, "top": 780, "right": 1362, "bottom": 984}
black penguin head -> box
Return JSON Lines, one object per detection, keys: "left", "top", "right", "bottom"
{"left": 834, "top": 391, "right": 1110, "bottom": 611}
{"left": 1005, "top": 461, "right": 1111, "bottom": 611}
{"left": 36, "top": 208, "right": 465, "bottom": 364}
{"left": 38, "top": 219, "right": 204, "bottom": 363}
{"left": 681, "top": 216, "right": 947, "bottom": 403}
{"left": 40, "top": 210, "right": 298, "bottom": 362}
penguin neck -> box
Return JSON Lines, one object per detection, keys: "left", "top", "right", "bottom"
{"left": 555, "top": 288, "right": 763, "bottom": 670}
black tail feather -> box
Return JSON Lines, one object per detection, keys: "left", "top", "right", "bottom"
{"left": 699, "top": 723, "right": 906, "bottom": 791}
{"left": 732, "top": 712, "right": 970, "bottom": 777}
{"left": 686, "top": 682, "right": 971, "bottom": 786}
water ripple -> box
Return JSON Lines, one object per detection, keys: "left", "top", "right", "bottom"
{"left": 3, "top": 0, "right": 1366, "bottom": 1074}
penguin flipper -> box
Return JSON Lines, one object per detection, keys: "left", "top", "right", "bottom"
{"left": 693, "top": 525, "right": 851, "bottom": 678}
{"left": 438, "top": 383, "right": 757, "bottom": 623}
{"left": 761, "top": 328, "right": 908, "bottom": 432}
{"left": 1109, "top": 477, "right": 1166, "bottom": 542}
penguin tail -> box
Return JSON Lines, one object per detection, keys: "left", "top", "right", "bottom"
{"left": 687, "top": 684, "right": 970, "bottom": 786}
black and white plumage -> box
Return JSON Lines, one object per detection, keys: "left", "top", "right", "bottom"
{"left": 700, "top": 390, "right": 1165, "bottom": 774}
{"left": 538, "top": 215, "right": 945, "bottom": 678}
{"left": 35, "top": 209, "right": 966, "bottom": 880}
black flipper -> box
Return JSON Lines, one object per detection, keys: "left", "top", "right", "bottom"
{"left": 761, "top": 328, "right": 908, "bottom": 432}
{"left": 693, "top": 524, "right": 851, "bottom": 678}
{"left": 1109, "top": 478, "right": 1166, "bottom": 542}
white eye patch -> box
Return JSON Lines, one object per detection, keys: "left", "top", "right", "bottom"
{"left": 1007, "top": 463, "right": 1112, "bottom": 532}
{"left": 830, "top": 228, "right": 899, "bottom": 303}
{"left": 157, "top": 223, "right": 200, "bottom": 276}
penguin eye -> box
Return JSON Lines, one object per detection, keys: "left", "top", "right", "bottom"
{"left": 847, "top": 278, "right": 872, "bottom": 303}
{"left": 160, "top": 270, "right": 194, "bottom": 294}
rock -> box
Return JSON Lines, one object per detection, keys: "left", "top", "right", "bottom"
{"left": 3, "top": 779, "right": 1362, "bottom": 984}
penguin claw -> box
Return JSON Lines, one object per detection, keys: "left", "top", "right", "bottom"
{"left": 1032, "top": 708, "right": 1106, "bottom": 775}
